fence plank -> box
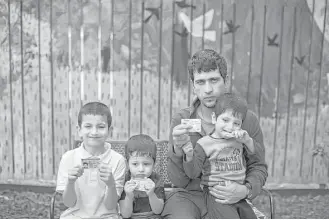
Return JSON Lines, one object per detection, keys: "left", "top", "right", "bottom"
{"left": 0, "top": 75, "right": 12, "bottom": 180}
{"left": 270, "top": 5, "right": 284, "bottom": 177}
{"left": 300, "top": 0, "right": 315, "bottom": 177}
{"left": 22, "top": 0, "right": 40, "bottom": 180}
{"left": 40, "top": 72, "right": 53, "bottom": 180}
{"left": 283, "top": 6, "right": 297, "bottom": 176}
{"left": 38, "top": 0, "right": 55, "bottom": 180}
{"left": 311, "top": 0, "right": 328, "bottom": 177}
{"left": 157, "top": 0, "right": 163, "bottom": 139}
{"left": 0, "top": 0, "right": 13, "bottom": 180}
{"left": 0, "top": 96, "right": 13, "bottom": 180}
{"left": 8, "top": 3, "right": 26, "bottom": 180}
{"left": 52, "top": 67, "right": 70, "bottom": 177}
{"left": 11, "top": 79, "right": 25, "bottom": 179}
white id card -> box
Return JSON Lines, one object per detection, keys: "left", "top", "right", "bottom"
{"left": 81, "top": 158, "right": 100, "bottom": 183}
{"left": 81, "top": 158, "right": 100, "bottom": 169}
{"left": 181, "top": 119, "right": 202, "bottom": 132}
{"left": 131, "top": 178, "right": 149, "bottom": 191}
{"left": 89, "top": 170, "right": 98, "bottom": 183}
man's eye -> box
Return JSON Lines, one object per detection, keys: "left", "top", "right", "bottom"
{"left": 84, "top": 125, "right": 91, "bottom": 128}
{"left": 222, "top": 118, "right": 228, "bottom": 122}
{"left": 196, "top": 81, "right": 205, "bottom": 85}
{"left": 211, "top": 78, "right": 219, "bottom": 83}
{"left": 132, "top": 163, "right": 137, "bottom": 166}
{"left": 234, "top": 123, "right": 240, "bottom": 126}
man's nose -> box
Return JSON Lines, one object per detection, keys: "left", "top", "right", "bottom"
{"left": 204, "top": 82, "right": 213, "bottom": 93}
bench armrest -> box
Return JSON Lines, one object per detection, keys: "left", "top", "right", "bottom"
{"left": 261, "top": 187, "right": 275, "bottom": 219}
{"left": 50, "top": 191, "right": 62, "bottom": 219}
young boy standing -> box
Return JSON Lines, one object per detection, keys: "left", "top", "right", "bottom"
{"left": 182, "top": 93, "right": 257, "bottom": 219}
{"left": 56, "top": 102, "right": 126, "bottom": 219}
{"left": 119, "top": 134, "right": 165, "bottom": 219}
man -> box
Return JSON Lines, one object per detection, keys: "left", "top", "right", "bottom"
{"left": 161, "top": 49, "right": 268, "bottom": 219}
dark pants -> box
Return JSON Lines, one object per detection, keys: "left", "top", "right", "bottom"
{"left": 161, "top": 190, "right": 207, "bottom": 219}
{"left": 204, "top": 190, "right": 257, "bottom": 219}
{"left": 130, "top": 212, "right": 162, "bottom": 219}
{"left": 161, "top": 189, "right": 257, "bottom": 219}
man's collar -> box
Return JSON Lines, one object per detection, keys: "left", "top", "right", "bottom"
{"left": 190, "top": 97, "right": 217, "bottom": 136}
{"left": 190, "top": 96, "right": 201, "bottom": 117}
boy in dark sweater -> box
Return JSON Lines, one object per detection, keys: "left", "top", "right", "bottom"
{"left": 119, "top": 134, "right": 165, "bottom": 219}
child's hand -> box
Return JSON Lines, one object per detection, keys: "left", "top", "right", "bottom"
{"left": 232, "top": 129, "right": 251, "bottom": 144}
{"left": 233, "top": 129, "right": 254, "bottom": 151}
{"left": 233, "top": 129, "right": 255, "bottom": 153}
{"left": 68, "top": 165, "right": 84, "bottom": 183}
{"left": 124, "top": 180, "right": 138, "bottom": 199}
{"left": 99, "top": 163, "right": 115, "bottom": 187}
{"left": 182, "top": 142, "right": 194, "bottom": 161}
{"left": 144, "top": 178, "right": 155, "bottom": 196}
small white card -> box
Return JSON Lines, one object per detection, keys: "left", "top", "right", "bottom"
{"left": 181, "top": 119, "right": 201, "bottom": 132}
{"left": 81, "top": 158, "right": 100, "bottom": 169}
{"left": 89, "top": 170, "right": 98, "bottom": 183}
{"left": 131, "top": 178, "right": 149, "bottom": 191}
{"left": 82, "top": 158, "right": 100, "bottom": 183}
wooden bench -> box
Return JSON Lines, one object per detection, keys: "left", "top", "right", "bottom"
{"left": 49, "top": 141, "right": 275, "bottom": 219}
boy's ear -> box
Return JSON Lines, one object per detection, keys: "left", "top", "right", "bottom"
{"left": 224, "top": 75, "right": 230, "bottom": 90}
{"left": 211, "top": 112, "right": 217, "bottom": 124}
{"left": 76, "top": 124, "right": 82, "bottom": 137}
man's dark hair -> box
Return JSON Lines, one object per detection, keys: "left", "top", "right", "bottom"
{"left": 215, "top": 93, "right": 248, "bottom": 121}
{"left": 78, "top": 102, "right": 112, "bottom": 127}
{"left": 187, "top": 49, "right": 228, "bottom": 82}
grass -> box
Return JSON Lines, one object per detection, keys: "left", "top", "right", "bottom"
{"left": 1, "top": 188, "right": 329, "bottom": 219}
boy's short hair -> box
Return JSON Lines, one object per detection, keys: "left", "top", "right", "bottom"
{"left": 125, "top": 134, "right": 157, "bottom": 162}
{"left": 214, "top": 93, "right": 248, "bottom": 121}
{"left": 187, "top": 49, "right": 228, "bottom": 82}
{"left": 78, "top": 102, "right": 112, "bottom": 127}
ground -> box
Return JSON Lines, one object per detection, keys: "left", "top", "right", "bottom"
{"left": 0, "top": 187, "right": 328, "bottom": 219}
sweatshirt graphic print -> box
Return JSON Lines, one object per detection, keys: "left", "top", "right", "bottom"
{"left": 184, "top": 135, "right": 247, "bottom": 187}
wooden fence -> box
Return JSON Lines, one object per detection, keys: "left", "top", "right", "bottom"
{"left": 0, "top": 0, "right": 329, "bottom": 187}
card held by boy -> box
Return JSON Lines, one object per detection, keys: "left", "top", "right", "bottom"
{"left": 81, "top": 157, "right": 100, "bottom": 183}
